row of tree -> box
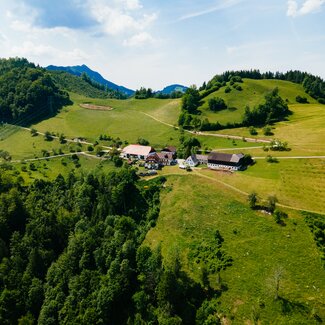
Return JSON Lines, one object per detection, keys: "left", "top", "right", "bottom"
{"left": 134, "top": 87, "right": 183, "bottom": 99}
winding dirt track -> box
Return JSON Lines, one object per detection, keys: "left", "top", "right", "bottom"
{"left": 140, "top": 111, "right": 271, "bottom": 143}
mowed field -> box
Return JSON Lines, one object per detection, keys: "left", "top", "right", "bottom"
{"left": 145, "top": 175, "right": 325, "bottom": 323}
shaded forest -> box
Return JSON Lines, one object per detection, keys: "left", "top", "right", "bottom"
{"left": 0, "top": 58, "right": 70, "bottom": 125}
{"left": 0, "top": 167, "right": 221, "bottom": 324}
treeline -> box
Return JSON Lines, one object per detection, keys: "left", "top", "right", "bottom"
{"left": 135, "top": 87, "right": 183, "bottom": 99}
{"left": 203, "top": 69, "right": 325, "bottom": 103}
{"left": 0, "top": 58, "right": 70, "bottom": 125}
{"left": 0, "top": 168, "right": 222, "bottom": 324}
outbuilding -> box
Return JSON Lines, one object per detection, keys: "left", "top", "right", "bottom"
{"left": 121, "top": 144, "right": 155, "bottom": 160}
{"left": 207, "top": 152, "right": 244, "bottom": 171}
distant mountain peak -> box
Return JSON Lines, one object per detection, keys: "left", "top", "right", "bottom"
{"left": 46, "top": 64, "right": 134, "bottom": 96}
{"left": 159, "top": 84, "right": 188, "bottom": 94}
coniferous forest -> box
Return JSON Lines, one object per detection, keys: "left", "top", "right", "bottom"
{"left": 0, "top": 168, "right": 219, "bottom": 325}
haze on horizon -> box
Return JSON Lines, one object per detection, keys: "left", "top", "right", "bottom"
{"left": 0, "top": 0, "right": 324, "bottom": 90}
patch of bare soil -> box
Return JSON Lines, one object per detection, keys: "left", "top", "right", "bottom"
{"left": 79, "top": 103, "right": 113, "bottom": 111}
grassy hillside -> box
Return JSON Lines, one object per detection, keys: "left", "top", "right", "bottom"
{"left": 28, "top": 93, "right": 258, "bottom": 150}
{"left": 195, "top": 159, "right": 325, "bottom": 213}
{"left": 199, "top": 79, "right": 317, "bottom": 124}
{"left": 213, "top": 103, "right": 325, "bottom": 155}
{"left": 146, "top": 174, "right": 325, "bottom": 323}
{"left": 3, "top": 155, "right": 115, "bottom": 184}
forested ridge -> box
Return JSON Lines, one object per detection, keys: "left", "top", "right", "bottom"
{"left": 49, "top": 71, "right": 128, "bottom": 99}
{"left": 0, "top": 58, "right": 70, "bottom": 125}
{"left": 0, "top": 168, "right": 220, "bottom": 324}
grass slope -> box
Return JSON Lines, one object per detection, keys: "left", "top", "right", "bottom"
{"left": 29, "top": 93, "right": 256, "bottom": 150}
{"left": 146, "top": 175, "right": 325, "bottom": 323}
{"left": 213, "top": 103, "right": 325, "bottom": 155}
{"left": 200, "top": 79, "right": 316, "bottom": 124}
{"left": 196, "top": 158, "right": 325, "bottom": 214}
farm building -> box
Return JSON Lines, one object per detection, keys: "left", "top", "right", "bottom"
{"left": 121, "top": 144, "right": 155, "bottom": 160}
{"left": 145, "top": 153, "right": 160, "bottom": 169}
{"left": 185, "top": 155, "right": 199, "bottom": 167}
{"left": 195, "top": 154, "right": 208, "bottom": 164}
{"left": 161, "top": 146, "right": 177, "bottom": 157}
{"left": 156, "top": 152, "right": 176, "bottom": 166}
{"left": 207, "top": 152, "right": 244, "bottom": 171}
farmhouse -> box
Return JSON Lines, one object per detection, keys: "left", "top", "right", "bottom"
{"left": 156, "top": 152, "right": 176, "bottom": 166}
{"left": 161, "top": 146, "right": 177, "bottom": 157}
{"left": 121, "top": 144, "right": 155, "bottom": 160}
{"left": 207, "top": 152, "right": 244, "bottom": 171}
{"left": 145, "top": 152, "right": 160, "bottom": 169}
{"left": 185, "top": 155, "right": 199, "bottom": 167}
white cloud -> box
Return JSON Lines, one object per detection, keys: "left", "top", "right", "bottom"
{"left": 179, "top": 0, "right": 243, "bottom": 21}
{"left": 123, "top": 32, "right": 154, "bottom": 47}
{"left": 287, "top": 0, "right": 325, "bottom": 17}
{"left": 10, "top": 41, "right": 90, "bottom": 62}
{"left": 287, "top": 0, "right": 299, "bottom": 16}
{"left": 87, "top": 0, "right": 157, "bottom": 35}
{"left": 123, "top": 0, "right": 142, "bottom": 10}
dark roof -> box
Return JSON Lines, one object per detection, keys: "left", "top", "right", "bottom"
{"left": 157, "top": 152, "right": 174, "bottom": 160}
{"left": 208, "top": 152, "right": 244, "bottom": 163}
{"left": 161, "top": 146, "right": 177, "bottom": 153}
{"left": 186, "top": 155, "right": 199, "bottom": 164}
{"left": 195, "top": 154, "right": 208, "bottom": 161}
{"left": 146, "top": 152, "right": 160, "bottom": 162}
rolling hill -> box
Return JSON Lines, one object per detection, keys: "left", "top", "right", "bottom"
{"left": 1, "top": 61, "right": 325, "bottom": 324}
{"left": 198, "top": 79, "right": 317, "bottom": 125}
{"left": 159, "top": 84, "right": 188, "bottom": 94}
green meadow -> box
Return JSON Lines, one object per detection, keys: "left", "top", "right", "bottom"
{"left": 145, "top": 174, "right": 325, "bottom": 324}
{"left": 0, "top": 128, "right": 89, "bottom": 160}
{"left": 5, "top": 155, "right": 115, "bottom": 184}
{"left": 196, "top": 158, "right": 325, "bottom": 214}
{"left": 199, "top": 79, "right": 317, "bottom": 125}
{"left": 26, "top": 93, "right": 261, "bottom": 151}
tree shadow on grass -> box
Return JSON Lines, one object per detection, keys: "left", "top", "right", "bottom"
{"left": 278, "top": 296, "right": 309, "bottom": 317}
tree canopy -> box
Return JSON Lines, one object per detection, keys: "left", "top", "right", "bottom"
{"left": 0, "top": 58, "right": 71, "bottom": 125}
{"left": 243, "top": 88, "right": 290, "bottom": 126}
{"left": 181, "top": 86, "right": 201, "bottom": 114}
{"left": 0, "top": 167, "right": 220, "bottom": 324}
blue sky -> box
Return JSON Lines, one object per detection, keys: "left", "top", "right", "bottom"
{"left": 0, "top": 0, "right": 324, "bottom": 90}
